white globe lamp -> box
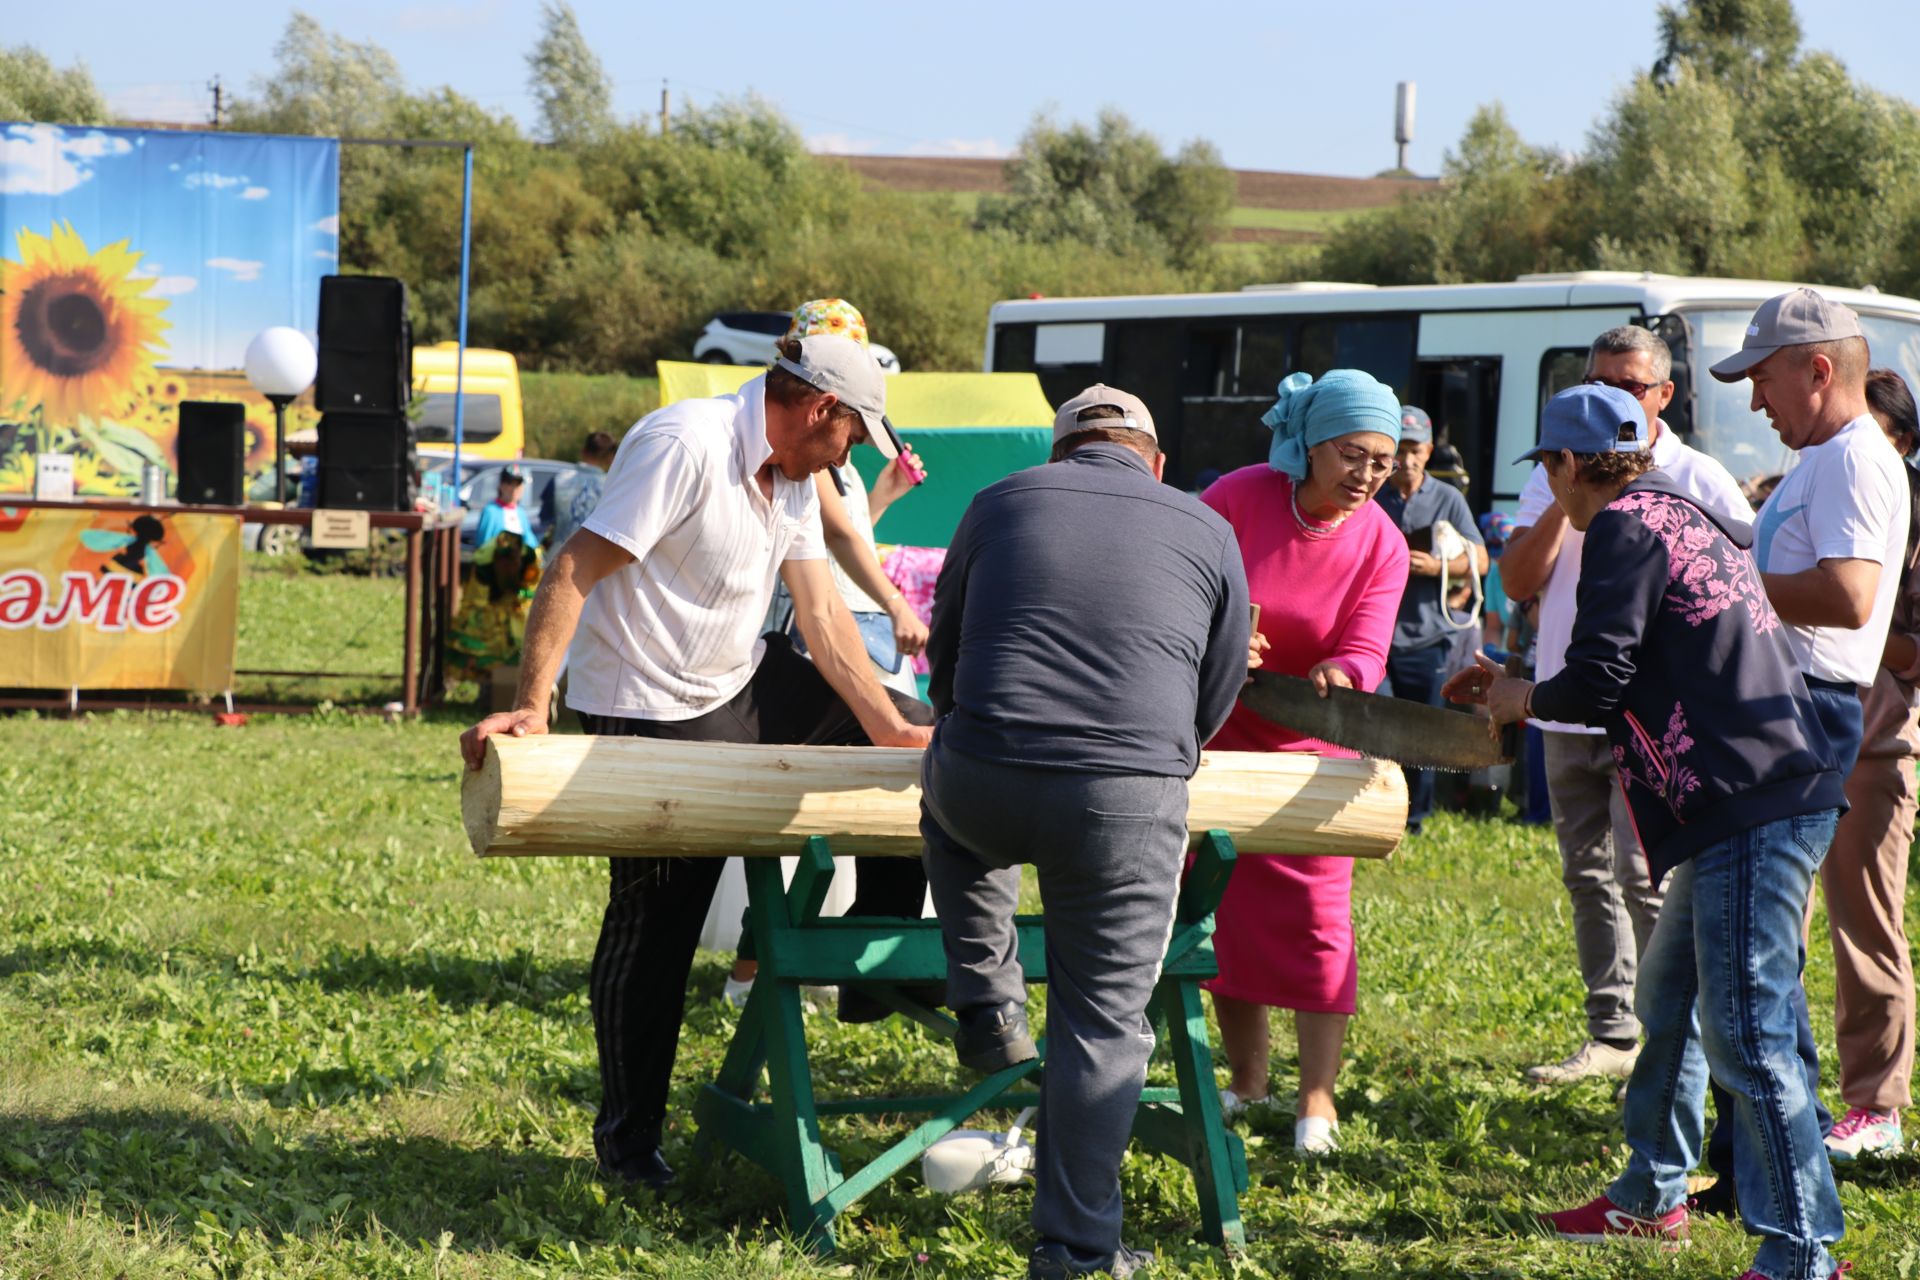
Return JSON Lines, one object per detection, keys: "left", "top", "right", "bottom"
{"left": 243, "top": 327, "right": 318, "bottom": 504}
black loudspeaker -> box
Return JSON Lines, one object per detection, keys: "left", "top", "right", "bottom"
{"left": 175, "top": 400, "right": 246, "bottom": 506}
{"left": 316, "top": 275, "right": 411, "bottom": 414}
{"left": 317, "top": 411, "right": 416, "bottom": 511}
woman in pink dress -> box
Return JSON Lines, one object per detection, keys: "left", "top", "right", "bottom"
{"left": 1199, "top": 369, "right": 1410, "bottom": 1153}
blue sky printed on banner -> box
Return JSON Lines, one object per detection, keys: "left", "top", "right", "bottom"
{"left": 0, "top": 123, "right": 339, "bottom": 370}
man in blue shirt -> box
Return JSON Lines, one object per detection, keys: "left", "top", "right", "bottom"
{"left": 1374, "top": 405, "right": 1487, "bottom": 834}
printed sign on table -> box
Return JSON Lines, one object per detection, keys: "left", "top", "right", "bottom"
{"left": 0, "top": 505, "right": 239, "bottom": 690}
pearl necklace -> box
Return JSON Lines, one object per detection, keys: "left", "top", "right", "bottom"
{"left": 1290, "top": 486, "right": 1348, "bottom": 540}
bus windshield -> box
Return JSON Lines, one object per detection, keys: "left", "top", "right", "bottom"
{"left": 1683, "top": 305, "right": 1920, "bottom": 489}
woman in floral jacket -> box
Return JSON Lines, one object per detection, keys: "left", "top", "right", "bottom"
{"left": 1449, "top": 384, "right": 1848, "bottom": 1280}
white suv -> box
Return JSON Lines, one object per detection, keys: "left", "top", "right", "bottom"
{"left": 692, "top": 310, "right": 901, "bottom": 372}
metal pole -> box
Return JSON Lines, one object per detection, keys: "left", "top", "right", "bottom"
{"left": 271, "top": 394, "right": 292, "bottom": 504}
{"left": 452, "top": 143, "right": 474, "bottom": 482}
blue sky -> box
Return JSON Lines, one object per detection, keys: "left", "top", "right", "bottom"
{"left": 12, "top": 1, "right": 1920, "bottom": 175}
{"left": 0, "top": 124, "right": 337, "bottom": 369}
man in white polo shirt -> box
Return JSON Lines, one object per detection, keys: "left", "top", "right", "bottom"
{"left": 1500, "top": 325, "right": 1752, "bottom": 1087}
{"left": 1695, "top": 286, "right": 1909, "bottom": 1214}
{"left": 460, "top": 333, "right": 932, "bottom": 1192}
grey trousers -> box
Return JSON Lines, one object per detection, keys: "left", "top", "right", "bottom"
{"left": 920, "top": 742, "right": 1186, "bottom": 1258}
{"left": 1543, "top": 730, "right": 1663, "bottom": 1043}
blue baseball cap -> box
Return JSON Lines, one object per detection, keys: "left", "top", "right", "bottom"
{"left": 1514, "top": 384, "right": 1648, "bottom": 464}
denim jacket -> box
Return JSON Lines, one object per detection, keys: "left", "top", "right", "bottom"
{"left": 1529, "top": 472, "right": 1846, "bottom": 882}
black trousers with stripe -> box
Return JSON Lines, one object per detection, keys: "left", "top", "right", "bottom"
{"left": 580, "top": 633, "right": 934, "bottom": 1178}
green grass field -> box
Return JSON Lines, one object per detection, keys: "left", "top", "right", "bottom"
{"left": 3, "top": 567, "right": 1918, "bottom": 1277}
{"left": 1223, "top": 208, "right": 1360, "bottom": 235}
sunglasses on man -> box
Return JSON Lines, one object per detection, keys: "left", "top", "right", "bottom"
{"left": 1584, "top": 375, "right": 1668, "bottom": 400}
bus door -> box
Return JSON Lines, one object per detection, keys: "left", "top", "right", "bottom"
{"left": 1413, "top": 358, "right": 1501, "bottom": 517}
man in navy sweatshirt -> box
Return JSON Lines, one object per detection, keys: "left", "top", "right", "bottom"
{"left": 920, "top": 384, "right": 1250, "bottom": 1280}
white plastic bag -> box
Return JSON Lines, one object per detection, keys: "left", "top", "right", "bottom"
{"left": 920, "top": 1107, "right": 1037, "bottom": 1194}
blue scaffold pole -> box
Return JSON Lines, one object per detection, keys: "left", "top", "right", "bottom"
{"left": 452, "top": 143, "right": 474, "bottom": 483}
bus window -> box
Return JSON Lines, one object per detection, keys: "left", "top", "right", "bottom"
{"left": 416, "top": 392, "right": 504, "bottom": 444}
{"left": 1297, "top": 317, "right": 1415, "bottom": 398}
{"left": 1184, "top": 326, "right": 1237, "bottom": 398}
{"left": 1237, "top": 322, "right": 1291, "bottom": 397}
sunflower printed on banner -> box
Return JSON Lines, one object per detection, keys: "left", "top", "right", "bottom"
{"left": 0, "top": 123, "right": 339, "bottom": 497}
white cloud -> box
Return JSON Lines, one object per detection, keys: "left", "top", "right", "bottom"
{"left": 808, "top": 133, "right": 883, "bottom": 156}
{"left": 903, "top": 138, "right": 1013, "bottom": 160}
{"left": 241, "top": 186, "right": 270, "bottom": 200}
{"left": 146, "top": 276, "right": 200, "bottom": 297}
{"left": 0, "top": 123, "right": 132, "bottom": 196}
{"left": 309, "top": 214, "right": 339, "bottom": 236}
{"left": 184, "top": 171, "right": 248, "bottom": 190}
{"left": 312, "top": 250, "right": 336, "bottom": 260}
{"left": 206, "top": 257, "right": 263, "bottom": 283}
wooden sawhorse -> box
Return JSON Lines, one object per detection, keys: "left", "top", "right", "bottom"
{"left": 691, "top": 830, "right": 1248, "bottom": 1254}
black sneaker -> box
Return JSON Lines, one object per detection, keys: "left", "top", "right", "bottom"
{"left": 1027, "top": 1241, "right": 1154, "bottom": 1278}
{"left": 954, "top": 999, "right": 1038, "bottom": 1073}
{"left": 598, "top": 1147, "right": 675, "bottom": 1192}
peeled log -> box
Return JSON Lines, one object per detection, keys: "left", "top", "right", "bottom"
{"left": 463, "top": 736, "right": 1407, "bottom": 860}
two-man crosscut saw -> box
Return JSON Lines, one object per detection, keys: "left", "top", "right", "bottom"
{"left": 1238, "top": 669, "right": 1513, "bottom": 772}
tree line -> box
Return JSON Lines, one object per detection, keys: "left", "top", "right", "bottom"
{"left": 5, "top": 0, "right": 1915, "bottom": 374}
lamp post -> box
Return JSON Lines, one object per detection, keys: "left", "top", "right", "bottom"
{"left": 243, "top": 327, "right": 318, "bottom": 505}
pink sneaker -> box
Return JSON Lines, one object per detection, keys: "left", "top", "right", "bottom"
{"left": 1540, "top": 1193, "right": 1688, "bottom": 1246}
{"left": 1825, "top": 1107, "right": 1903, "bottom": 1160}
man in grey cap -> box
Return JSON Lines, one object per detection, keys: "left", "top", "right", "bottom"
{"left": 1374, "top": 403, "right": 1486, "bottom": 834}
{"left": 459, "top": 332, "right": 933, "bottom": 1193}
{"left": 920, "top": 384, "right": 1249, "bottom": 1279}
{"left": 1692, "top": 287, "right": 1909, "bottom": 1214}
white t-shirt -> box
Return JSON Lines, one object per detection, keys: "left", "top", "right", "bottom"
{"left": 1751, "top": 414, "right": 1909, "bottom": 686}
{"left": 1517, "top": 421, "right": 1754, "bottom": 735}
{"left": 568, "top": 376, "right": 827, "bottom": 720}
{"left": 827, "top": 464, "right": 887, "bottom": 615}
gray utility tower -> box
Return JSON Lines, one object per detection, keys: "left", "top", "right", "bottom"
{"left": 1395, "top": 81, "right": 1416, "bottom": 173}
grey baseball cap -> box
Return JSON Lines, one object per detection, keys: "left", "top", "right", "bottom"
{"left": 1398, "top": 404, "right": 1433, "bottom": 444}
{"left": 774, "top": 334, "right": 900, "bottom": 459}
{"left": 1709, "top": 287, "right": 1864, "bottom": 382}
{"left": 1053, "top": 384, "right": 1157, "bottom": 444}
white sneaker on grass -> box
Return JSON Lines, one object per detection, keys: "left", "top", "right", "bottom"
{"left": 1526, "top": 1039, "right": 1640, "bottom": 1085}
{"left": 1826, "top": 1108, "right": 1903, "bottom": 1160}
{"left": 1294, "top": 1115, "right": 1339, "bottom": 1154}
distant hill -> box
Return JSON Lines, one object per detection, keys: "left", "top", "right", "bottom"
{"left": 827, "top": 154, "right": 1435, "bottom": 244}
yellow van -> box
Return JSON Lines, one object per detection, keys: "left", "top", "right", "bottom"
{"left": 412, "top": 343, "right": 526, "bottom": 461}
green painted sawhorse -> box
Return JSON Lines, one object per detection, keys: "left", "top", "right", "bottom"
{"left": 691, "top": 830, "right": 1249, "bottom": 1254}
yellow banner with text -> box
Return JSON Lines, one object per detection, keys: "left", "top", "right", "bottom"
{"left": 0, "top": 506, "right": 239, "bottom": 691}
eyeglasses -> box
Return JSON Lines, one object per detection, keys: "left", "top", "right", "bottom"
{"left": 1585, "top": 375, "right": 1666, "bottom": 400}
{"left": 1329, "top": 443, "right": 1399, "bottom": 477}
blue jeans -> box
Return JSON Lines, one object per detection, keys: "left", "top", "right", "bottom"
{"left": 1707, "top": 682, "right": 1857, "bottom": 1179}
{"left": 1380, "top": 640, "right": 1451, "bottom": 829}
{"left": 1611, "top": 808, "right": 1844, "bottom": 1280}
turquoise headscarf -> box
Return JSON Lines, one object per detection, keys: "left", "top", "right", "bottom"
{"left": 1263, "top": 370, "right": 1404, "bottom": 480}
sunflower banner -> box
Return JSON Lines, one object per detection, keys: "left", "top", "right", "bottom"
{"left": 0, "top": 505, "right": 240, "bottom": 691}
{"left": 0, "top": 123, "right": 338, "bottom": 497}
